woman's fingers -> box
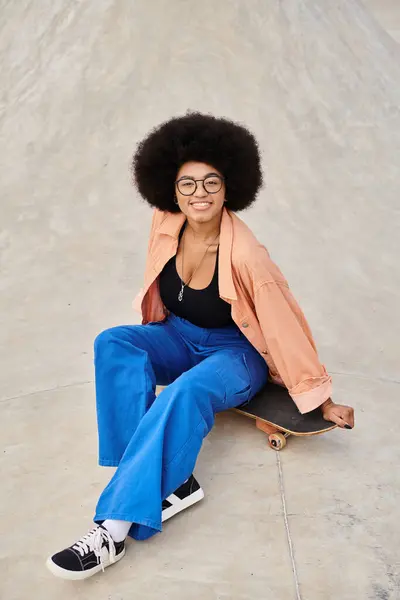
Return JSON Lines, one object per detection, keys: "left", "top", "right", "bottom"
{"left": 329, "top": 411, "right": 346, "bottom": 427}
{"left": 332, "top": 405, "right": 355, "bottom": 429}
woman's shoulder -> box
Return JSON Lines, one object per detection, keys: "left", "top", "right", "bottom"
{"left": 230, "top": 212, "right": 288, "bottom": 286}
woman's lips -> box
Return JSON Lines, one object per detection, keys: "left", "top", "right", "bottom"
{"left": 190, "top": 201, "right": 212, "bottom": 211}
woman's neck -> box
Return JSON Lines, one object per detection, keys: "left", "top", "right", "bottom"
{"left": 185, "top": 214, "right": 222, "bottom": 244}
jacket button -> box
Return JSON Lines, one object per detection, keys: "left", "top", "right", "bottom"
{"left": 242, "top": 322, "right": 249, "bottom": 328}
{"left": 262, "top": 349, "right": 268, "bottom": 355}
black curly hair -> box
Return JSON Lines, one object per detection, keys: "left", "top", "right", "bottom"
{"left": 132, "top": 112, "right": 263, "bottom": 213}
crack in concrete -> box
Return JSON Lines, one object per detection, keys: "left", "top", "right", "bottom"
{"left": 276, "top": 452, "right": 302, "bottom": 600}
{"left": 0, "top": 380, "right": 93, "bottom": 404}
{"left": 2, "top": 368, "right": 398, "bottom": 406}
{"left": 2, "top": 369, "right": 398, "bottom": 407}
{"left": 329, "top": 370, "right": 400, "bottom": 385}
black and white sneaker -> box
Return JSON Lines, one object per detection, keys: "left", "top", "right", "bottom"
{"left": 46, "top": 525, "right": 125, "bottom": 580}
{"left": 162, "top": 475, "right": 204, "bottom": 522}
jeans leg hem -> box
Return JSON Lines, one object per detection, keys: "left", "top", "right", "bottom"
{"left": 94, "top": 513, "right": 161, "bottom": 532}
{"left": 99, "top": 459, "right": 120, "bottom": 467}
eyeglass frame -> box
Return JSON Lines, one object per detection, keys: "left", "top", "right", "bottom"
{"left": 174, "top": 174, "right": 225, "bottom": 196}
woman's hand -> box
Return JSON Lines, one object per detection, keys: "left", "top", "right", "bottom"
{"left": 321, "top": 399, "right": 355, "bottom": 429}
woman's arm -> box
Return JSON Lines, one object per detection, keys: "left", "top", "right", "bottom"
{"left": 254, "top": 280, "right": 354, "bottom": 427}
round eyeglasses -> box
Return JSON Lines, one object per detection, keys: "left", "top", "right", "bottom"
{"left": 175, "top": 174, "right": 224, "bottom": 196}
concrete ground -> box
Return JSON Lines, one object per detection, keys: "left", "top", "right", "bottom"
{"left": 1, "top": 1, "right": 399, "bottom": 598}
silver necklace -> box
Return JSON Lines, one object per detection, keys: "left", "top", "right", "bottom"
{"left": 178, "top": 230, "right": 220, "bottom": 302}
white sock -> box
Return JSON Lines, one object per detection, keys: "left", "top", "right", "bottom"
{"left": 102, "top": 478, "right": 191, "bottom": 542}
{"left": 102, "top": 519, "right": 132, "bottom": 543}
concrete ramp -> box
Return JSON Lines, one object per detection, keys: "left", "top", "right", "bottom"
{"left": 363, "top": 0, "right": 400, "bottom": 42}
{"left": 1, "top": 1, "right": 399, "bottom": 599}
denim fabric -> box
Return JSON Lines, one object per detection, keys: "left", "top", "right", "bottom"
{"left": 93, "top": 313, "right": 268, "bottom": 540}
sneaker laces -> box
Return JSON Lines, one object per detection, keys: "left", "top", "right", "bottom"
{"left": 72, "top": 527, "right": 117, "bottom": 571}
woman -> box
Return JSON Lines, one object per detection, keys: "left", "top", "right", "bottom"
{"left": 46, "top": 113, "right": 354, "bottom": 580}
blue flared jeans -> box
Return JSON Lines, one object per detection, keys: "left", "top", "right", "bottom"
{"left": 94, "top": 313, "right": 268, "bottom": 540}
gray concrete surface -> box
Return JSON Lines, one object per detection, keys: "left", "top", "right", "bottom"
{"left": 363, "top": 0, "right": 400, "bottom": 43}
{"left": 1, "top": 1, "right": 399, "bottom": 598}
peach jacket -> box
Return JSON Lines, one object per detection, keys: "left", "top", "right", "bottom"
{"left": 133, "top": 208, "right": 332, "bottom": 414}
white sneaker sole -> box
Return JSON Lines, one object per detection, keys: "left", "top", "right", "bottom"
{"left": 45, "top": 547, "right": 126, "bottom": 581}
{"left": 162, "top": 487, "right": 205, "bottom": 522}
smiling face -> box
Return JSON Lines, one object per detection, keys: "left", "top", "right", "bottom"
{"left": 175, "top": 162, "right": 226, "bottom": 225}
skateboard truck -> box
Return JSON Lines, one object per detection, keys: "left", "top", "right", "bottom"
{"left": 256, "top": 418, "right": 289, "bottom": 450}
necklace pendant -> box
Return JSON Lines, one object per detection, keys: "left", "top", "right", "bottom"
{"left": 178, "top": 285, "right": 184, "bottom": 302}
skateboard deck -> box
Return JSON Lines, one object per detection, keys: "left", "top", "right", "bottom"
{"left": 234, "top": 381, "right": 336, "bottom": 450}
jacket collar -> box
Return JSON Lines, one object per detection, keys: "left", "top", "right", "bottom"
{"left": 156, "top": 211, "right": 186, "bottom": 238}
{"left": 155, "top": 207, "right": 237, "bottom": 301}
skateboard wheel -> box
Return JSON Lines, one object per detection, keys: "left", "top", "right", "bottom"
{"left": 268, "top": 432, "right": 287, "bottom": 451}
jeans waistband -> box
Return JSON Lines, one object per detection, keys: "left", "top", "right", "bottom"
{"left": 167, "top": 312, "right": 243, "bottom": 346}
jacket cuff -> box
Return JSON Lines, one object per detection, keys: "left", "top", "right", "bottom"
{"left": 290, "top": 377, "right": 332, "bottom": 414}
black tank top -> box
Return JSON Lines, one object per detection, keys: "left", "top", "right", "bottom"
{"left": 159, "top": 226, "right": 234, "bottom": 329}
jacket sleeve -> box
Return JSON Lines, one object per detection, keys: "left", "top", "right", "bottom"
{"left": 254, "top": 281, "right": 332, "bottom": 414}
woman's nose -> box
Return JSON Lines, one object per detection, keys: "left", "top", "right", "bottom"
{"left": 193, "top": 181, "right": 208, "bottom": 197}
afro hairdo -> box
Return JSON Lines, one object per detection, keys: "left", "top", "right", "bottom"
{"left": 132, "top": 112, "right": 263, "bottom": 213}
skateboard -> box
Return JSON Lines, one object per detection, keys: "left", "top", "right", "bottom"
{"left": 234, "top": 381, "right": 336, "bottom": 450}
